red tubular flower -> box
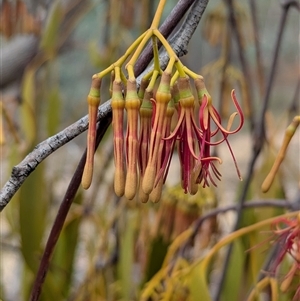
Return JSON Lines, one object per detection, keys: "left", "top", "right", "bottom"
{"left": 109, "top": 72, "right": 244, "bottom": 199}
{"left": 124, "top": 79, "right": 140, "bottom": 200}
{"left": 150, "top": 97, "right": 175, "bottom": 202}
{"left": 142, "top": 71, "right": 172, "bottom": 195}
{"left": 165, "top": 76, "right": 201, "bottom": 194}
{"left": 138, "top": 89, "right": 153, "bottom": 203}
{"left": 82, "top": 76, "right": 101, "bottom": 189}
{"left": 111, "top": 79, "right": 126, "bottom": 197}
{"left": 194, "top": 77, "right": 244, "bottom": 187}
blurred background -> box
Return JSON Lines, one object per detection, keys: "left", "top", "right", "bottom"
{"left": 0, "top": 0, "right": 299, "bottom": 300}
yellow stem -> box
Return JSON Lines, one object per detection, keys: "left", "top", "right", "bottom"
{"left": 174, "top": 60, "right": 186, "bottom": 77}
{"left": 183, "top": 66, "right": 204, "bottom": 80}
{"left": 246, "top": 277, "right": 270, "bottom": 301}
{"left": 152, "top": 35, "right": 161, "bottom": 71}
{"left": 162, "top": 228, "right": 194, "bottom": 269}
{"left": 171, "top": 70, "right": 179, "bottom": 86}
{"left": 96, "top": 31, "right": 148, "bottom": 78}
{"left": 165, "top": 56, "right": 176, "bottom": 74}
{"left": 153, "top": 29, "right": 177, "bottom": 59}
{"left": 127, "top": 65, "right": 135, "bottom": 81}
{"left": 114, "top": 66, "right": 121, "bottom": 82}
{"left": 150, "top": 0, "right": 167, "bottom": 29}
{"left": 201, "top": 211, "right": 298, "bottom": 271}
{"left": 147, "top": 69, "right": 160, "bottom": 91}
{"left": 269, "top": 277, "right": 278, "bottom": 301}
{"left": 120, "top": 69, "right": 127, "bottom": 84}
{"left": 143, "top": 70, "right": 154, "bottom": 82}
{"left": 126, "top": 30, "right": 153, "bottom": 75}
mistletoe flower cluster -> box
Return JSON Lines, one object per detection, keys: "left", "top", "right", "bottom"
{"left": 81, "top": 7, "right": 244, "bottom": 202}
{"left": 82, "top": 71, "right": 243, "bottom": 202}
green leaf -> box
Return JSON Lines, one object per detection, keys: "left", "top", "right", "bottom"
{"left": 46, "top": 87, "right": 61, "bottom": 136}
{"left": 221, "top": 239, "right": 245, "bottom": 301}
{"left": 118, "top": 210, "right": 136, "bottom": 301}
{"left": 188, "top": 262, "right": 212, "bottom": 301}
{"left": 21, "top": 69, "right": 36, "bottom": 144}
{"left": 39, "top": 0, "right": 63, "bottom": 56}
{"left": 19, "top": 160, "right": 48, "bottom": 273}
{"left": 145, "top": 236, "right": 169, "bottom": 282}
{"left": 42, "top": 192, "right": 83, "bottom": 300}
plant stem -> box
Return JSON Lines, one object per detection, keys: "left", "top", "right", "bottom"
{"left": 153, "top": 29, "right": 177, "bottom": 59}
{"left": 201, "top": 211, "right": 298, "bottom": 272}
{"left": 97, "top": 31, "right": 148, "bottom": 78}
{"left": 269, "top": 277, "right": 279, "bottom": 301}
{"left": 29, "top": 114, "right": 112, "bottom": 301}
{"left": 126, "top": 30, "right": 153, "bottom": 78}
{"left": 175, "top": 199, "right": 291, "bottom": 269}
{"left": 246, "top": 277, "right": 270, "bottom": 301}
{"left": 134, "top": 0, "right": 196, "bottom": 74}
{"left": 126, "top": 0, "right": 169, "bottom": 76}
{"left": 152, "top": 36, "right": 161, "bottom": 71}
{"left": 150, "top": 0, "right": 167, "bottom": 29}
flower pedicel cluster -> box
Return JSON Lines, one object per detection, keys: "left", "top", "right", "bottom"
{"left": 81, "top": 1, "right": 244, "bottom": 202}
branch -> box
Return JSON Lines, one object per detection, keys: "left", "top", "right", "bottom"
{"left": 29, "top": 113, "right": 112, "bottom": 301}
{"left": 0, "top": 101, "right": 111, "bottom": 211}
{"left": 191, "top": 199, "right": 293, "bottom": 238}
{"left": 178, "top": 198, "right": 295, "bottom": 259}
{"left": 0, "top": 0, "right": 210, "bottom": 211}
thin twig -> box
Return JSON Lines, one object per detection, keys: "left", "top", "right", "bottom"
{"left": 137, "top": 0, "right": 210, "bottom": 77}
{"left": 218, "top": 20, "right": 231, "bottom": 117}
{"left": 249, "top": 0, "right": 265, "bottom": 97}
{"left": 169, "top": 0, "right": 210, "bottom": 56}
{"left": 192, "top": 199, "right": 291, "bottom": 235}
{"left": 177, "top": 199, "right": 292, "bottom": 268}
{"left": 225, "top": 0, "right": 255, "bottom": 130}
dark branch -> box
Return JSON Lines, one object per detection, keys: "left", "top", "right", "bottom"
{"left": 29, "top": 113, "right": 112, "bottom": 301}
